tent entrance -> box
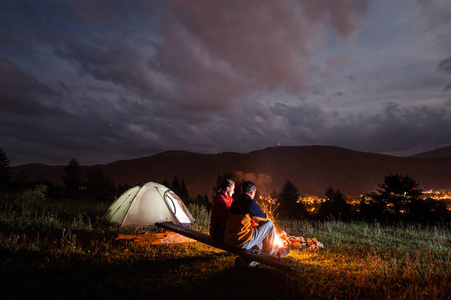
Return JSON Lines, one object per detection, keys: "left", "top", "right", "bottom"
{"left": 164, "top": 191, "right": 193, "bottom": 225}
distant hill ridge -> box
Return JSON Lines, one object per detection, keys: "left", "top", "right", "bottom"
{"left": 411, "top": 145, "right": 451, "bottom": 158}
{"left": 12, "top": 145, "right": 451, "bottom": 198}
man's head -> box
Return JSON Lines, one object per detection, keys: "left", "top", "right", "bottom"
{"left": 242, "top": 181, "right": 256, "bottom": 199}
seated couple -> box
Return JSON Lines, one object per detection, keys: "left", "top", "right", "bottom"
{"left": 210, "top": 179, "right": 289, "bottom": 258}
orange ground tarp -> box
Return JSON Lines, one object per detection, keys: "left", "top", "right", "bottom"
{"left": 116, "top": 231, "right": 194, "bottom": 245}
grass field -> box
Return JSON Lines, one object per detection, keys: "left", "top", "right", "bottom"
{"left": 1, "top": 195, "right": 451, "bottom": 299}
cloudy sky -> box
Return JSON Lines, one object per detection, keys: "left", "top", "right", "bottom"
{"left": 1, "top": 0, "right": 451, "bottom": 166}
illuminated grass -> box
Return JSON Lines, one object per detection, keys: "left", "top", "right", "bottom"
{"left": 277, "top": 220, "right": 451, "bottom": 299}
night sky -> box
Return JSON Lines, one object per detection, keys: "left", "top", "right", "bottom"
{"left": 1, "top": 0, "right": 451, "bottom": 166}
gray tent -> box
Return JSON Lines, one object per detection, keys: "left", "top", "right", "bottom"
{"left": 103, "top": 182, "right": 195, "bottom": 228}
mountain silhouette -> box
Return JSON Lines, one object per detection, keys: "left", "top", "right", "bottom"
{"left": 12, "top": 145, "right": 451, "bottom": 198}
{"left": 411, "top": 145, "right": 451, "bottom": 158}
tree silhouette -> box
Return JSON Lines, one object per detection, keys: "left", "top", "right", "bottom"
{"left": 194, "top": 193, "right": 211, "bottom": 210}
{"left": 171, "top": 176, "right": 181, "bottom": 194}
{"left": 180, "top": 179, "right": 190, "bottom": 204}
{"left": 407, "top": 198, "right": 451, "bottom": 223}
{"left": 0, "top": 147, "right": 12, "bottom": 190}
{"left": 277, "top": 179, "right": 307, "bottom": 219}
{"left": 162, "top": 179, "right": 170, "bottom": 188}
{"left": 319, "top": 187, "right": 351, "bottom": 221}
{"left": 360, "top": 173, "right": 423, "bottom": 221}
{"left": 62, "top": 158, "right": 83, "bottom": 198}
{"left": 85, "top": 165, "right": 116, "bottom": 201}
{"left": 377, "top": 173, "right": 422, "bottom": 214}
{"left": 171, "top": 176, "right": 190, "bottom": 205}
{"left": 359, "top": 192, "right": 387, "bottom": 221}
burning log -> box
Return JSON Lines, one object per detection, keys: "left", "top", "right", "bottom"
{"left": 276, "top": 232, "right": 324, "bottom": 251}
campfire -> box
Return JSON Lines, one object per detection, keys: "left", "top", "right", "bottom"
{"left": 259, "top": 195, "right": 324, "bottom": 252}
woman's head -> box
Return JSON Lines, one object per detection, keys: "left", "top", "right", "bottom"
{"left": 220, "top": 179, "right": 235, "bottom": 197}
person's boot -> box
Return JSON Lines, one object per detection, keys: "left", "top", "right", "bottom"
{"left": 234, "top": 257, "right": 260, "bottom": 268}
{"left": 276, "top": 246, "right": 290, "bottom": 258}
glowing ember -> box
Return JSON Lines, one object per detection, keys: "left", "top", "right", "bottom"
{"left": 274, "top": 234, "right": 286, "bottom": 247}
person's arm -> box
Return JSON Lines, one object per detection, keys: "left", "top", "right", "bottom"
{"left": 216, "top": 197, "right": 229, "bottom": 227}
{"left": 249, "top": 200, "right": 268, "bottom": 224}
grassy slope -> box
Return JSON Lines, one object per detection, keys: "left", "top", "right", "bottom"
{"left": 1, "top": 197, "right": 451, "bottom": 299}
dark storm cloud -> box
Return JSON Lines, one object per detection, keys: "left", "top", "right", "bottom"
{"left": 271, "top": 102, "right": 327, "bottom": 128}
{"left": 0, "top": 58, "right": 59, "bottom": 116}
{"left": 419, "top": 0, "right": 451, "bottom": 92}
{"left": 438, "top": 57, "right": 451, "bottom": 74}
{"left": 268, "top": 101, "right": 451, "bottom": 154}
{"left": 360, "top": 103, "right": 451, "bottom": 154}
{"left": 57, "top": 81, "right": 72, "bottom": 94}
{"left": 55, "top": 40, "right": 157, "bottom": 96}
{"left": 0, "top": 33, "right": 23, "bottom": 47}
{"left": 44, "top": 0, "right": 369, "bottom": 113}
{"left": 1, "top": 0, "right": 450, "bottom": 165}
{"left": 159, "top": 0, "right": 368, "bottom": 109}
{"left": 46, "top": 0, "right": 369, "bottom": 117}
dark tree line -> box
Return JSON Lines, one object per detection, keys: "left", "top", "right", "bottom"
{"left": 59, "top": 158, "right": 116, "bottom": 201}
{"left": 275, "top": 173, "right": 451, "bottom": 224}
{"left": 2, "top": 145, "right": 208, "bottom": 206}
{"left": 163, "top": 176, "right": 210, "bottom": 209}
{"left": 360, "top": 174, "right": 449, "bottom": 223}
{"left": 0, "top": 147, "right": 12, "bottom": 190}
{"left": 2, "top": 146, "right": 450, "bottom": 223}
{"left": 318, "top": 187, "right": 351, "bottom": 221}
{"left": 3, "top": 154, "right": 117, "bottom": 201}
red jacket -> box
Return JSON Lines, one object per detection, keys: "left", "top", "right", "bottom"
{"left": 209, "top": 191, "right": 234, "bottom": 241}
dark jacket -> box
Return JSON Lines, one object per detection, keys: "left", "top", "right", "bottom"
{"left": 224, "top": 193, "right": 268, "bottom": 247}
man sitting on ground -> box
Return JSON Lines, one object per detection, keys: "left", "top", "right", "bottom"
{"left": 224, "top": 180, "right": 289, "bottom": 258}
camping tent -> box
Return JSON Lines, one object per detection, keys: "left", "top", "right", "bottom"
{"left": 103, "top": 182, "right": 195, "bottom": 228}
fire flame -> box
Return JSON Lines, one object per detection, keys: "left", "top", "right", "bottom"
{"left": 273, "top": 234, "right": 285, "bottom": 247}
{"left": 257, "top": 196, "right": 288, "bottom": 249}
{"left": 274, "top": 230, "right": 288, "bottom": 248}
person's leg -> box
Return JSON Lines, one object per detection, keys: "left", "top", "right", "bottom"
{"left": 259, "top": 220, "right": 277, "bottom": 255}
{"left": 242, "top": 220, "right": 277, "bottom": 255}
{"left": 241, "top": 234, "right": 258, "bottom": 251}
